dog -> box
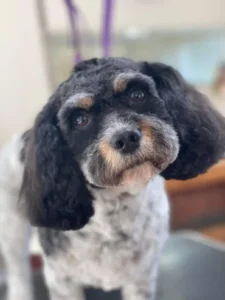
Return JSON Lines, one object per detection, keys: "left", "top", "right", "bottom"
{"left": 1, "top": 57, "right": 225, "bottom": 300}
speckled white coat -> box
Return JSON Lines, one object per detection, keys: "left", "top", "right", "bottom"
{"left": 0, "top": 134, "right": 170, "bottom": 300}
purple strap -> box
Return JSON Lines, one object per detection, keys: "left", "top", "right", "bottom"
{"left": 102, "top": 0, "right": 114, "bottom": 57}
{"left": 64, "top": 0, "right": 115, "bottom": 62}
{"left": 64, "top": 0, "right": 82, "bottom": 64}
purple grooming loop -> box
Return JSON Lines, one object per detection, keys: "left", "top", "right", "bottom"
{"left": 64, "top": 0, "right": 82, "bottom": 64}
{"left": 102, "top": 0, "right": 115, "bottom": 57}
{"left": 64, "top": 0, "right": 115, "bottom": 62}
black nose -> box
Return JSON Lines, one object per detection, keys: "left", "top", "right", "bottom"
{"left": 111, "top": 130, "right": 141, "bottom": 154}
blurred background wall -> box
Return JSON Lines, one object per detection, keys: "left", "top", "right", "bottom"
{"left": 0, "top": 1, "right": 50, "bottom": 144}
{"left": 1, "top": 0, "right": 225, "bottom": 143}
{"left": 45, "top": 0, "right": 225, "bottom": 32}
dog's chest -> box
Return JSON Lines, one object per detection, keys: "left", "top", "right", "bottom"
{"left": 41, "top": 178, "right": 169, "bottom": 290}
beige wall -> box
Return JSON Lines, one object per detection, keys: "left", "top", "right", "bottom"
{"left": 45, "top": 0, "right": 225, "bottom": 34}
{"left": 1, "top": 0, "right": 225, "bottom": 145}
{"left": 0, "top": 0, "right": 50, "bottom": 145}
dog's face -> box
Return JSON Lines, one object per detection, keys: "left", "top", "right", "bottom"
{"left": 21, "top": 57, "right": 225, "bottom": 231}
{"left": 58, "top": 63, "right": 179, "bottom": 187}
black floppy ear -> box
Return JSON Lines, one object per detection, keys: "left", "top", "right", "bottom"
{"left": 21, "top": 99, "right": 94, "bottom": 231}
{"left": 140, "top": 62, "right": 225, "bottom": 180}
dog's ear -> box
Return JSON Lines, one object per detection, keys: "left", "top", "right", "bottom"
{"left": 21, "top": 99, "right": 94, "bottom": 231}
{"left": 140, "top": 62, "right": 225, "bottom": 180}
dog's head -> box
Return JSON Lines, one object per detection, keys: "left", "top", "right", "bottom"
{"left": 21, "top": 57, "right": 225, "bottom": 230}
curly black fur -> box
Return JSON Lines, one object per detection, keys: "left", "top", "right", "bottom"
{"left": 140, "top": 62, "right": 225, "bottom": 180}
{"left": 21, "top": 99, "right": 94, "bottom": 231}
{"left": 20, "top": 57, "right": 225, "bottom": 231}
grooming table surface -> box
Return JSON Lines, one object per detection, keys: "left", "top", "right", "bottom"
{"left": 1, "top": 232, "right": 225, "bottom": 300}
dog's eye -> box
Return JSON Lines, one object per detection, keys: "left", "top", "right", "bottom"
{"left": 130, "top": 90, "right": 146, "bottom": 101}
{"left": 74, "top": 112, "right": 89, "bottom": 127}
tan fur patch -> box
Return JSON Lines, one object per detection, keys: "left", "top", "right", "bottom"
{"left": 113, "top": 78, "right": 128, "bottom": 93}
{"left": 138, "top": 120, "right": 152, "bottom": 140}
{"left": 99, "top": 140, "right": 123, "bottom": 172}
{"left": 77, "top": 97, "right": 93, "bottom": 110}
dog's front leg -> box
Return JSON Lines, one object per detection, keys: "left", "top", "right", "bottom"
{"left": 46, "top": 281, "right": 85, "bottom": 300}
{"left": 121, "top": 263, "right": 159, "bottom": 300}
{"left": 122, "top": 281, "right": 157, "bottom": 300}
{"left": 47, "top": 284, "right": 85, "bottom": 300}
{"left": 43, "top": 264, "right": 85, "bottom": 300}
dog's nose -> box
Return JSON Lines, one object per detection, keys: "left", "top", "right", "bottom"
{"left": 111, "top": 130, "right": 141, "bottom": 154}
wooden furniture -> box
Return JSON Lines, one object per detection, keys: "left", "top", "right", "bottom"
{"left": 166, "top": 160, "right": 225, "bottom": 230}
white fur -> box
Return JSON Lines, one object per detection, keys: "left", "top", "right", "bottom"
{"left": 0, "top": 135, "right": 33, "bottom": 300}
{"left": 0, "top": 134, "right": 170, "bottom": 300}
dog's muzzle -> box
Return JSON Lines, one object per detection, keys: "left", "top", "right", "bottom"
{"left": 82, "top": 114, "right": 179, "bottom": 187}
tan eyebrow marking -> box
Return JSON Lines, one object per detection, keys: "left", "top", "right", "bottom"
{"left": 113, "top": 78, "right": 128, "bottom": 93}
{"left": 113, "top": 73, "right": 137, "bottom": 93}
{"left": 76, "top": 97, "right": 94, "bottom": 110}
{"left": 62, "top": 93, "right": 94, "bottom": 111}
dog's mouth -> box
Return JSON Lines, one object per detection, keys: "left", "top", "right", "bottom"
{"left": 88, "top": 160, "right": 155, "bottom": 188}
{"left": 100, "top": 158, "right": 158, "bottom": 187}
{"left": 120, "top": 161, "right": 155, "bottom": 186}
